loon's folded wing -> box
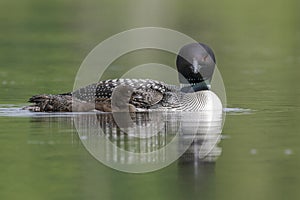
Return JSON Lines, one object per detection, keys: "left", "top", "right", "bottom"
{"left": 72, "top": 79, "right": 171, "bottom": 108}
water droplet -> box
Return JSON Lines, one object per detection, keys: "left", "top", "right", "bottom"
{"left": 80, "top": 136, "right": 88, "bottom": 140}
{"left": 284, "top": 149, "right": 292, "bottom": 155}
{"left": 250, "top": 149, "right": 257, "bottom": 155}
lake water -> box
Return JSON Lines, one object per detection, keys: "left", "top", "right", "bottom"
{"left": 0, "top": 0, "right": 299, "bottom": 200}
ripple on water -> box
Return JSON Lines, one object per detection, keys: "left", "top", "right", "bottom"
{"left": 224, "top": 107, "right": 252, "bottom": 115}
{"left": 0, "top": 105, "right": 95, "bottom": 118}
{"left": 0, "top": 106, "right": 38, "bottom": 117}
{"left": 0, "top": 104, "right": 252, "bottom": 117}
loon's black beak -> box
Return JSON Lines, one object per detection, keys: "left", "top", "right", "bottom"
{"left": 192, "top": 58, "right": 202, "bottom": 74}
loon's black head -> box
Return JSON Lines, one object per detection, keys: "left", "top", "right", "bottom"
{"left": 176, "top": 43, "right": 216, "bottom": 91}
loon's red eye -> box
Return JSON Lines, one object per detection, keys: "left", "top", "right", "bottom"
{"left": 202, "top": 55, "right": 208, "bottom": 62}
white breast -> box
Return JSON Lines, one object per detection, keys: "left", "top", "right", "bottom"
{"left": 181, "top": 90, "right": 222, "bottom": 111}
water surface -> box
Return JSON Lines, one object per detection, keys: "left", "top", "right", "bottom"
{"left": 0, "top": 0, "right": 299, "bottom": 200}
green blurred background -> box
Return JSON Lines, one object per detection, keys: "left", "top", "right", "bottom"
{"left": 0, "top": 0, "right": 299, "bottom": 200}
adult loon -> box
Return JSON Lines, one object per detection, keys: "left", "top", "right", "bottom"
{"left": 25, "top": 43, "right": 222, "bottom": 112}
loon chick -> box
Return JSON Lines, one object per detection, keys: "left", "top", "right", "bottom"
{"left": 25, "top": 43, "right": 221, "bottom": 112}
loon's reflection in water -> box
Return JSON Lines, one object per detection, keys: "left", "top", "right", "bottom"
{"left": 73, "top": 110, "right": 223, "bottom": 168}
